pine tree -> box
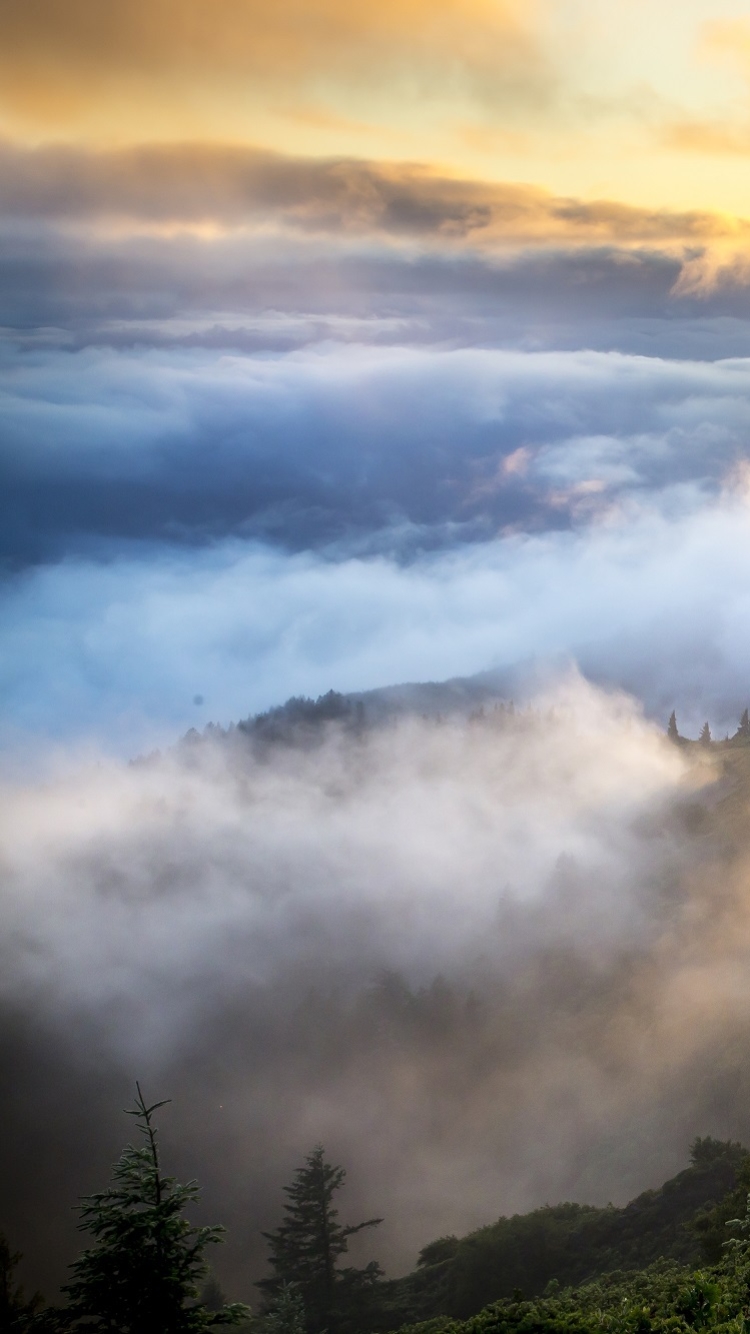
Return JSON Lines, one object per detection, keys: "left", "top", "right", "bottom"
{"left": 700, "top": 722, "right": 711, "bottom": 746}
{"left": 44, "top": 1085, "right": 249, "bottom": 1333}
{"left": 667, "top": 711, "right": 679, "bottom": 742}
{"left": 739, "top": 709, "right": 750, "bottom": 739}
{"left": 258, "top": 1147, "right": 382, "bottom": 1334}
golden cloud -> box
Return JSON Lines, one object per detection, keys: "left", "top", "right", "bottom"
{"left": 662, "top": 120, "right": 750, "bottom": 156}
{"left": 0, "top": 139, "right": 745, "bottom": 252}
{"left": 0, "top": 0, "right": 550, "bottom": 128}
{"left": 700, "top": 18, "right": 750, "bottom": 72}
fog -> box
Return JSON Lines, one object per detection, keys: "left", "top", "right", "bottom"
{"left": 3, "top": 673, "right": 750, "bottom": 1302}
{"left": 7, "top": 478, "right": 750, "bottom": 753}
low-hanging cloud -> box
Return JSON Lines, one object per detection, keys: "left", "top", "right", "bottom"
{"left": 2, "top": 672, "right": 738, "bottom": 1304}
{"left": 5, "top": 479, "right": 750, "bottom": 753}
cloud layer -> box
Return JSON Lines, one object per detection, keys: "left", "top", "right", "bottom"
{"left": 2, "top": 140, "right": 740, "bottom": 243}
{"left": 6, "top": 479, "right": 750, "bottom": 751}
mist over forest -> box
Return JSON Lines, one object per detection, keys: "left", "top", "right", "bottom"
{"left": 4, "top": 671, "right": 750, "bottom": 1310}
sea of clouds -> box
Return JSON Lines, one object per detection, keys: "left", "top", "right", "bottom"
{"left": 5, "top": 139, "right": 750, "bottom": 1304}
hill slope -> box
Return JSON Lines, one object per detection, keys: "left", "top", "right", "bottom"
{"left": 379, "top": 1140, "right": 748, "bottom": 1326}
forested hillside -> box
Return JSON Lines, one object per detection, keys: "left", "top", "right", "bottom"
{"left": 379, "top": 1140, "right": 749, "bottom": 1328}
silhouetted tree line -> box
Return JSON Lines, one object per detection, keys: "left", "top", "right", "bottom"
{"left": 2, "top": 1091, "right": 385, "bottom": 1334}
{"left": 237, "top": 692, "right": 367, "bottom": 751}
{"left": 667, "top": 708, "right": 750, "bottom": 746}
{"left": 6, "top": 1101, "right": 750, "bottom": 1334}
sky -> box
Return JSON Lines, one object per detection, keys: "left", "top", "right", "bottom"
{"left": 4, "top": 0, "right": 750, "bottom": 746}
{"left": 9, "top": 1, "right": 750, "bottom": 1307}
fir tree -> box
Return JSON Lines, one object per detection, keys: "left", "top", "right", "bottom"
{"left": 667, "top": 711, "right": 679, "bottom": 742}
{"left": 700, "top": 722, "right": 711, "bottom": 746}
{"left": 44, "top": 1085, "right": 249, "bottom": 1334}
{"left": 258, "top": 1146, "right": 382, "bottom": 1334}
{"left": 739, "top": 709, "right": 750, "bottom": 739}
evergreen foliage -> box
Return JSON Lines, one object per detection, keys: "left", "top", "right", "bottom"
{"left": 390, "top": 1257, "right": 745, "bottom": 1334}
{"left": 41, "top": 1085, "right": 249, "bottom": 1334}
{"left": 0, "top": 1232, "right": 42, "bottom": 1331}
{"left": 379, "top": 1139, "right": 748, "bottom": 1327}
{"left": 258, "top": 1146, "right": 383, "bottom": 1334}
{"left": 237, "top": 692, "right": 365, "bottom": 750}
{"left": 391, "top": 1183, "right": 750, "bottom": 1334}
{"left": 700, "top": 724, "right": 711, "bottom": 746}
{"left": 668, "top": 713, "right": 679, "bottom": 742}
{"left": 259, "top": 1283, "right": 307, "bottom": 1334}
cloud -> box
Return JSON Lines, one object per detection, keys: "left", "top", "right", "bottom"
{"left": 5, "top": 477, "right": 750, "bottom": 751}
{"left": 699, "top": 18, "right": 750, "bottom": 79}
{"left": 7, "top": 671, "right": 750, "bottom": 1309}
{"left": 5, "top": 341, "right": 750, "bottom": 565}
{"left": 0, "top": 673, "right": 718, "bottom": 1300}
{"left": 0, "top": 140, "right": 743, "bottom": 247}
{"left": 0, "top": 0, "right": 549, "bottom": 135}
{"left": 662, "top": 119, "right": 750, "bottom": 156}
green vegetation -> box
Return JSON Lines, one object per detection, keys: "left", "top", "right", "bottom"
{"left": 258, "top": 1146, "right": 383, "bottom": 1334}
{"left": 390, "top": 1257, "right": 748, "bottom": 1334}
{"left": 6, "top": 1103, "right": 750, "bottom": 1334}
{"left": 38, "top": 1085, "right": 249, "bottom": 1333}
{"left": 378, "top": 1140, "right": 749, "bottom": 1328}
{"left": 387, "top": 1141, "right": 750, "bottom": 1334}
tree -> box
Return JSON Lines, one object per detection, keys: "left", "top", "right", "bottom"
{"left": 738, "top": 709, "right": 750, "bottom": 740}
{"left": 668, "top": 711, "right": 679, "bottom": 742}
{"left": 699, "top": 722, "right": 711, "bottom": 746}
{"left": 43, "top": 1084, "right": 249, "bottom": 1334}
{"left": 0, "top": 1232, "right": 42, "bottom": 1331}
{"left": 258, "top": 1146, "right": 383, "bottom": 1334}
{"left": 259, "top": 1283, "right": 307, "bottom": 1334}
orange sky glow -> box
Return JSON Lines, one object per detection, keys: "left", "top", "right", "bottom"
{"left": 3, "top": 0, "right": 750, "bottom": 231}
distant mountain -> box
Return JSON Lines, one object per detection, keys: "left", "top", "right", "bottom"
{"left": 175, "top": 670, "right": 518, "bottom": 755}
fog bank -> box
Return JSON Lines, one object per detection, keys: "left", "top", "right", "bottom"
{"left": 4, "top": 675, "right": 750, "bottom": 1301}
